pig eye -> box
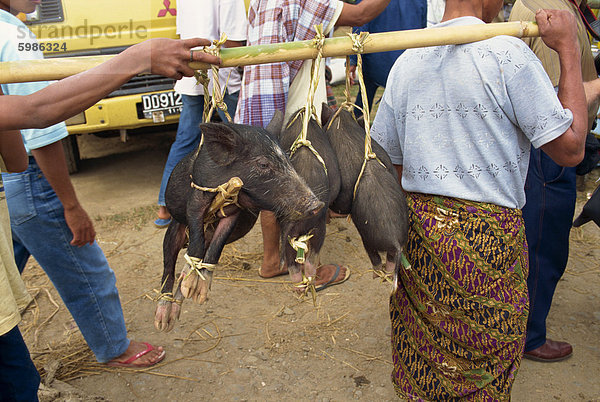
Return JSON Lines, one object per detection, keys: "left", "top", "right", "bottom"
{"left": 257, "top": 157, "right": 270, "bottom": 170}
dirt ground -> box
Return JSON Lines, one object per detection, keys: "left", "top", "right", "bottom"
{"left": 19, "top": 129, "right": 600, "bottom": 401}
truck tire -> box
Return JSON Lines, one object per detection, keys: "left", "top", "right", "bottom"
{"left": 62, "top": 135, "right": 81, "bottom": 174}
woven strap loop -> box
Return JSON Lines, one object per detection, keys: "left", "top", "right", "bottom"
{"left": 184, "top": 253, "right": 217, "bottom": 281}
{"left": 190, "top": 176, "right": 244, "bottom": 224}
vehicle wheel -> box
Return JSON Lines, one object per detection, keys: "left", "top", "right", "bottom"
{"left": 62, "top": 135, "right": 81, "bottom": 174}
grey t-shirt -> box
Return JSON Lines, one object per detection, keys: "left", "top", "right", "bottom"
{"left": 371, "top": 16, "right": 573, "bottom": 209}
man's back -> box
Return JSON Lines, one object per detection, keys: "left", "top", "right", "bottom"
{"left": 372, "top": 17, "right": 571, "bottom": 209}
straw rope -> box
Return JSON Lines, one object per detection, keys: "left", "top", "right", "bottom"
{"left": 349, "top": 32, "right": 388, "bottom": 200}
{"left": 194, "top": 34, "right": 233, "bottom": 123}
{"left": 288, "top": 233, "right": 314, "bottom": 264}
{"left": 190, "top": 176, "right": 244, "bottom": 224}
{"left": 183, "top": 253, "right": 217, "bottom": 281}
{"left": 288, "top": 25, "right": 328, "bottom": 177}
{"left": 294, "top": 272, "right": 317, "bottom": 306}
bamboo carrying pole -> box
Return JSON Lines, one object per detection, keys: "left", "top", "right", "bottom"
{"left": 0, "top": 21, "right": 539, "bottom": 84}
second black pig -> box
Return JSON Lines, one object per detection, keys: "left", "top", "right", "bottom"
{"left": 322, "top": 104, "right": 408, "bottom": 278}
{"left": 273, "top": 109, "right": 341, "bottom": 285}
{"left": 321, "top": 104, "right": 396, "bottom": 215}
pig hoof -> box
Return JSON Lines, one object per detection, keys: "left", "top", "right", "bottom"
{"left": 166, "top": 301, "right": 182, "bottom": 332}
{"left": 180, "top": 265, "right": 199, "bottom": 299}
{"left": 179, "top": 265, "right": 213, "bottom": 304}
{"left": 191, "top": 269, "right": 213, "bottom": 304}
{"left": 154, "top": 299, "right": 172, "bottom": 332}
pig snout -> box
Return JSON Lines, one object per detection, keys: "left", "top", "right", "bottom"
{"left": 280, "top": 194, "right": 324, "bottom": 221}
{"left": 305, "top": 198, "right": 325, "bottom": 217}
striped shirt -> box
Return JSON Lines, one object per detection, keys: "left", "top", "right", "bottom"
{"left": 236, "top": 0, "right": 339, "bottom": 128}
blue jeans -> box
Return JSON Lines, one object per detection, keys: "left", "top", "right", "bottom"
{"left": 0, "top": 326, "right": 40, "bottom": 401}
{"left": 158, "top": 92, "right": 239, "bottom": 206}
{"left": 2, "top": 159, "right": 129, "bottom": 363}
{"left": 521, "top": 147, "right": 576, "bottom": 351}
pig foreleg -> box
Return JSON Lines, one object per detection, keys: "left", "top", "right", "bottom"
{"left": 180, "top": 191, "right": 211, "bottom": 301}
{"left": 155, "top": 220, "right": 188, "bottom": 332}
{"left": 186, "top": 211, "right": 241, "bottom": 304}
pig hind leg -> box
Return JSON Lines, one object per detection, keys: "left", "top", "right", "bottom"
{"left": 361, "top": 239, "right": 389, "bottom": 280}
{"left": 185, "top": 211, "right": 242, "bottom": 304}
{"left": 180, "top": 191, "right": 211, "bottom": 301}
{"left": 155, "top": 221, "right": 188, "bottom": 332}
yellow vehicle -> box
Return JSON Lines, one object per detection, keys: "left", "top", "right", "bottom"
{"left": 22, "top": 0, "right": 180, "bottom": 171}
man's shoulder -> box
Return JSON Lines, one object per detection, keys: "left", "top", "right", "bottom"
{"left": 486, "top": 34, "right": 530, "bottom": 51}
{"left": 482, "top": 35, "right": 539, "bottom": 64}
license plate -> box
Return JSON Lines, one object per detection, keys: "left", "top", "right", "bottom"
{"left": 141, "top": 91, "right": 183, "bottom": 122}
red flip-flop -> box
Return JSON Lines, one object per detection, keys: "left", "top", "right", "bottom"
{"left": 106, "top": 342, "right": 166, "bottom": 368}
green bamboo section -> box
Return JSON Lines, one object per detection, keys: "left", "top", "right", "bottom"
{"left": 0, "top": 21, "right": 538, "bottom": 84}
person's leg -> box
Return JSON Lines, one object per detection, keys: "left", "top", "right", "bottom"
{"left": 12, "top": 236, "right": 31, "bottom": 274}
{"left": 522, "top": 148, "right": 576, "bottom": 353}
{"left": 157, "top": 94, "right": 205, "bottom": 217}
{"left": 0, "top": 326, "right": 40, "bottom": 402}
{"left": 217, "top": 90, "right": 239, "bottom": 123}
{"left": 4, "top": 165, "right": 130, "bottom": 363}
{"left": 258, "top": 211, "right": 282, "bottom": 277}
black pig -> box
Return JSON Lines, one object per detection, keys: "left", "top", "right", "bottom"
{"left": 321, "top": 104, "right": 408, "bottom": 278}
{"left": 321, "top": 104, "right": 396, "bottom": 215}
{"left": 273, "top": 109, "right": 341, "bottom": 284}
{"left": 351, "top": 159, "right": 409, "bottom": 278}
{"left": 155, "top": 121, "right": 323, "bottom": 332}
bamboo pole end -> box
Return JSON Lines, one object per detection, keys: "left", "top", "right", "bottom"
{"left": 521, "top": 21, "right": 539, "bottom": 38}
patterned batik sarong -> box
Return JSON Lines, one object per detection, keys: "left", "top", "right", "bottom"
{"left": 390, "top": 193, "right": 529, "bottom": 401}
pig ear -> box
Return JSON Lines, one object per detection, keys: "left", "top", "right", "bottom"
{"left": 321, "top": 102, "right": 334, "bottom": 127}
{"left": 265, "top": 110, "right": 284, "bottom": 140}
{"left": 200, "top": 123, "right": 239, "bottom": 166}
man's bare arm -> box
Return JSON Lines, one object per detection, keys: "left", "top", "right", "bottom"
{"left": 336, "top": 0, "right": 391, "bottom": 27}
{"left": 31, "top": 141, "right": 95, "bottom": 246}
{"left": 537, "top": 9, "right": 588, "bottom": 167}
{"left": 0, "top": 87, "right": 27, "bottom": 172}
{"left": 0, "top": 130, "right": 27, "bottom": 172}
{"left": 0, "top": 38, "right": 221, "bottom": 132}
{"left": 224, "top": 40, "right": 245, "bottom": 48}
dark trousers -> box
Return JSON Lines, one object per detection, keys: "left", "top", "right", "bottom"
{"left": 353, "top": 78, "right": 380, "bottom": 118}
{"left": 0, "top": 326, "right": 40, "bottom": 401}
{"left": 522, "top": 147, "right": 576, "bottom": 351}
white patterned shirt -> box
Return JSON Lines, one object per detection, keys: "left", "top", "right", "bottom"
{"left": 371, "top": 16, "right": 573, "bottom": 209}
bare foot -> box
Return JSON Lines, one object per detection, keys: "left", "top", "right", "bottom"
{"left": 106, "top": 340, "right": 165, "bottom": 368}
{"left": 314, "top": 264, "right": 350, "bottom": 290}
{"left": 258, "top": 255, "right": 288, "bottom": 278}
{"left": 327, "top": 209, "right": 348, "bottom": 219}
